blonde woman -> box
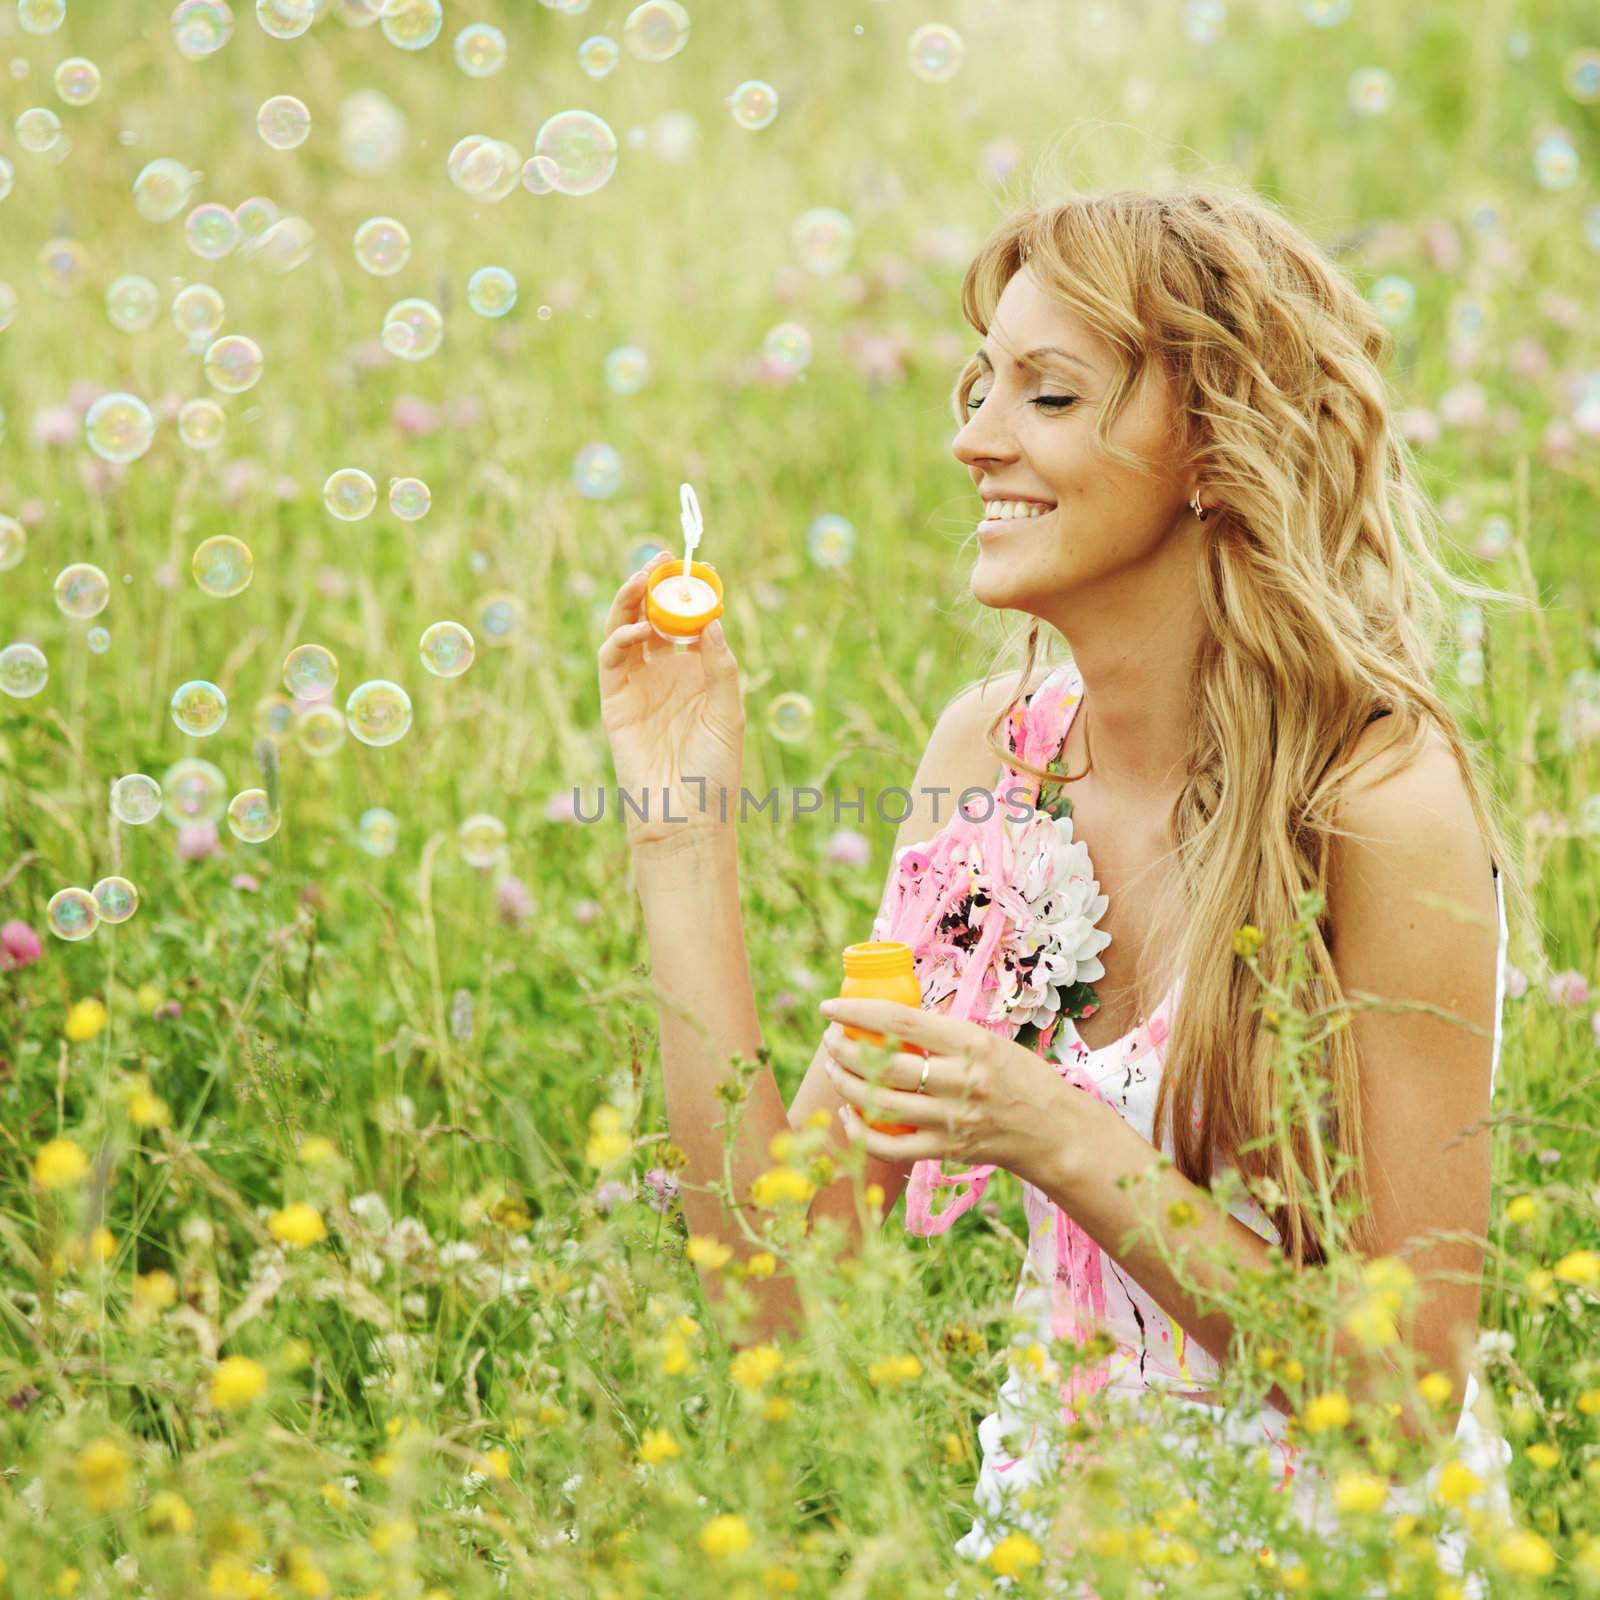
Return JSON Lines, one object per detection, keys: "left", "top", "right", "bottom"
{"left": 598, "top": 184, "right": 1534, "bottom": 1593}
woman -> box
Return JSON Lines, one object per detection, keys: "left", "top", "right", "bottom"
{"left": 598, "top": 184, "right": 1533, "bottom": 1593}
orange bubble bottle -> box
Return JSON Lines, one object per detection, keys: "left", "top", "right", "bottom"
{"left": 838, "top": 940, "right": 928, "bottom": 1138}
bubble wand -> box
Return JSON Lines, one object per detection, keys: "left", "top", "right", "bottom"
{"left": 643, "top": 479, "right": 725, "bottom": 644}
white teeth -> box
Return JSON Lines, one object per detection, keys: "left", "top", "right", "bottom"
{"left": 983, "top": 500, "right": 1053, "bottom": 520}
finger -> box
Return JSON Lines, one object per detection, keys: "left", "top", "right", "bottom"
{"left": 838, "top": 1106, "right": 940, "bottom": 1165}
{"left": 826, "top": 1027, "right": 945, "bottom": 1089}
{"left": 820, "top": 996, "right": 964, "bottom": 1053}
{"left": 597, "top": 618, "right": 654, "bottom": 696}
{"left": 603, "top": 552, "right": 676, "bottom": 635}
{"left": 824, "top": 1053, "right": 942, "bottom": 1123}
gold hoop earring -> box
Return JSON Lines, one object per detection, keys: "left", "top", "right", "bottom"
{"left": 1189, "top": 489, "right": 1208, "bottom": 522}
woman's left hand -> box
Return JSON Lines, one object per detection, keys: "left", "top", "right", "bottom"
{"left": 817, "top": 997, "right": 1098, "bottom": 1188}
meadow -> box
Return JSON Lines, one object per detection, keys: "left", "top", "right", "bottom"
{"left": 2, "top": 0, "right": 1599, "bottom": 1595}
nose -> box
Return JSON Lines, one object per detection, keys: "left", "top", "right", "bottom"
{"left": 951, "top": 404, "right": 1020, "bottom": 473}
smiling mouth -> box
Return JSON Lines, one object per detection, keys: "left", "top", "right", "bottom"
{"left": 978, "top": 505, "right": 1056, "bottom": 532}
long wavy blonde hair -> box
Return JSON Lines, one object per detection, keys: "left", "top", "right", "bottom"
{"left": 950, "top": 184, "right": 1538, "bottom": 1270}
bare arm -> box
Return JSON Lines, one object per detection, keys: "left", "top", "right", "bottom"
{"left": 633, "top": 668, "right": 1031, "bottom": 1349}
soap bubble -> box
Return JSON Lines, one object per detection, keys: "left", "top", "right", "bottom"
{"left": 85, "top": 392, "right": 155, "bottom": 461}
{"left": 185, "top": 202, "right": 240, "bottom": 260}
{"left": 458, "top": 812, "right": 506, "bottom": 869}
{"left": 324, "top": 467, "right": 377, "bottom": 520}
{"left": 345, "top": 679, "right": 412, "bottom": 746}
{"left": 578, "top": 35, "right": 619, "bottom": 78}
{"left": 204, "top": 333, "right": 264, "bottom": 392}
{"left": 110, "top": 773, "right": 163, "bottom": 825}
{"left": 54, "top": 58, "right": 102, "bottom": 106}
{"left": 454, "top": 22, "right": 506, "bottom": 75}
{"left": 257, "top": 0, "right": 313, "bottom": 39}
{"left": 794, "top": 206, "right": 855, "bottom": 274}
{"left": 1300, "top": 0, "right": 1349, "bottom": 23}
{"left": 520, "top": 154, "right": 560, "bottom": 195}
{"left": 177, "top": 397, "right": 227, "bottom": 449}
{"left": 389, "top": 477, "right": 430, "bottom": 520}
{"left": 1566, "top": 47, "right": 1600, "bottom": 104}
{"left": 54, "top": 563, "right": 111, "bottom": 619}
{"left": 92, "top": 875, "right": 140, "bottom": 924}
{"left": 622, "top": 0, "right": 689, "bottom": 62}
{"left": 173, "top": 283, "right": 225, "bottom": 340}
{"left": 446, "top": 133, "right": 508, "bottom": 195}
{"left": 0, "top": 156, "right": 13, "bottom": 200}
{"left": 626, "top": 542, "right": 668, "bottom": 575}
{"left": 467, "top": 266, "right": 517, "bottom": 318}
{"left": 763, "top": 321, "right": 812, "bottom": 376}
{"left": 1347, "top": 65, "right": 1394, "bottom": 117}
{"left": 17, "top": 0, "right": 67, "bottom": 34}
{"left": 162, "top": 756, "right": 228, "bottom": 823}
{"left": 87, "top": 627, "right": 111, "bottom": 654}
{"left": 192, "top": 534, "right": 253, "bottom": 596}
{"left": 253, "top": 214, "right": 315, "bottom": 272}
{"left": 381, "top": 297, "right": 443, "bottom": 360}
{"left": 106, "top": 274, "right": 160, "bottom": 332}
{"left": 532, "top": 110, "right": 618, "bottom": 196}
{"left": 338, "top": 85, "right": 406, "bottom": 173}
{"left": 133, "top": 157, "right": 194, "bottom": 221}
{"left": 477, "top": 591, "right": 524, "bottom": 647}
{"left": 419, "top": 621, "right": 474, "bottom": 678}
{"left": 728, "top": 81, "right": 779, "bottom": 131}
{"left": 357, "top": 806, "right": 399, "bottom": 856}
{"left": 296, "top": 702, "right": 347, "bottom": 757}
{"left": 228, "top": 788, "right": 280, "bottom": 841}
{"left": 1533, "top": 132, "right": 1578, "bottom": 192}
{"left": 0, "top": 515, "right": 25, "bottom": 571}
{"left": 235, "top": 195, "right": 279, "bottom": 243}
{"left": 257, "top": 93, "right": 310, "bottom": 148}
{"left": 573, "top": 442, "right": 622, "bottom": 498}
{"left": 0, "top": 642, "right": 48, "bottom": 698}
{"left": 37, "top": 237, "right": 90, "bottom": 297}
{"left": 767, "top": 691, "right": 815, "bottom": 744}
{"left": 1369, "top": 275, "right": 1416, "bottom": 328}
{"left": 807, "top": 514, "right": 855, "bottom": 569}
{"left": 353, "top": 215, "right": 409, "bottom": 275}
{"left": 908, "top": 23, "right": 964, "bottom": 81}
{"left": 254, "top": 693, "right": 295, "bottom": 741}
{"left": 381, "top": 0, "right": 442, "bottom": 49}
{"left": 284, "top": 644, "right": 338, "bottom": 698}
{"left": 47, "top": 887, "right": 98, "bottom": 941}
{"left": 172, "top": 0, "right": 234, "bottom": 58}
{"left": 603, "top": 345, "right": 651, "bottom": 395}
{"left": 14, "top": 107, "right": 62, "bottom": 152}
{"left": 171, "top": 679, "right": 228, "bottom": 736}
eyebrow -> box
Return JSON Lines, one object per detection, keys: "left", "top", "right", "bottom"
{"left": 973, "top": 344, "right": 1093, "bottom": 377}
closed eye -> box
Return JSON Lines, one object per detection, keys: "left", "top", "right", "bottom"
{"left": 964, "top": 394, "right": 1078, "bottom": 412}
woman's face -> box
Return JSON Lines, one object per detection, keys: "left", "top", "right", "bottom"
{"left": 952, "top": 268, "right": 1198, "bottom": 620}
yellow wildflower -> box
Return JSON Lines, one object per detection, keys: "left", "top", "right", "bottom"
{"left": 64, "top": 997, "right": 109, "bottom": 1043}
{"left": 730, "top": 1344, "right": 785, "bottom": 1391}
{"left": 1495, "top": 1530, "right": 1556, "bottom": 1578}
{"left": 767, "top": 1129, "right": 795, "bottom": 1162}
{"left": 53, "top": 1569, "right": 80, "bottom": 1598}
{"left": 760, "top": 1566, "right": 801, "bottom": 1593}
{"left": 1523, "top": 1442, "right": 1560, "bottom": 1470}
{"left": 685, "top": 1235, "right": 733, "bottom": 1270}
{"left": 639, "top": 1428, "right": 681, "bottom": 1466}
{"left": 370, "top": 1517, "right": 417, "bottom": 1554}
{"left": 1333, "top": 1471, "right": 1388, "bottom": 1515}
{"left": 867, "top": 1353, "right": 923, "bottom": 1387}
{"left": 472, "top": 1447, "right": 511, "bottom": 1480}
{"left": 660, "top": 1334, "right": 695, "bottom": 1376}
{"left": 988, "top": 1532, "right": 1042, "bottom": 1579}
{"left": 33, "top": 1137, "right": 90, "bottom": 1190}
{"left": 88, "top": 1225, "right": 115, "bottom": 1264}
{"left": 1232, "top": 925, "right": 1264, "bottom": 959}
{"left": 78, "top": 1437, "right": 132, "bottom": 1512}
{"left": 1342, "top": 1295, "right": 1399, "bottom": 1347}
{"left": 267, "top": 1202, "right": 327, "bottom": 1247}
{"left": 763, "top": 1396, "right": 793, "bottom": 1422}
{"left": 1553, "top": 1249, "right": 1600, "bottom": 1286}
{"left": 585, "top": 1105, "right": 630, "bottom": 1168}
{"left": 128, "top": 1089, "right": 171, "bottom": 1129}
{"left": 1300, "top": 1391, "right": 1352, "bottom": 1432}
{"left": 1417, "top": 1371, "right": 1454, "bottom": 1407}
{"left": 697, "top": 1513, "right": 752, "bottom": 1559}
{"left": 1505, "top": 1194, "right": 1537, "bottom": 1225}
{"left": 209, "top": 1355, "right": 269, "bottom": 1411}
{"left": 297, "top": 1136, "right": 338, "bottom": 1165}
{"left": 864, "top": 1182, "right": 885, "bottom": 1211}
{"left": 146, "top": 1489, "right": 194, "bottom": 1534}
{"left": 1578, "top": 1389, "right": 1600, "bottom": 1416}
{"left": 1164, "top": 1200, "right": 1198, "bottom": 1229}
{"left": 1434, "top": 1461, "right": 1485, "bottom": 1507}
{"left": 750, "top": 1166, "right": 815, "bottom": 1208}
{"left": 285, "top": 1547, "right": 330, "bottom": 1597}
{"left": 206, "top": 1555, "right": 274, "bottom": 1597}
{"left": 136, "top": 981, "right": 165, "bottom": 1015}
{"left": 741, "top": 1251, "right": 777, "bottom": 1279}
{"left": 318, "top": 1481, "right": 346, "bottom": 1510}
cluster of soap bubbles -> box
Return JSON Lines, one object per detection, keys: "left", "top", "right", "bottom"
{"left": 47, "top": 878, "right": 140, "bottom": 941}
